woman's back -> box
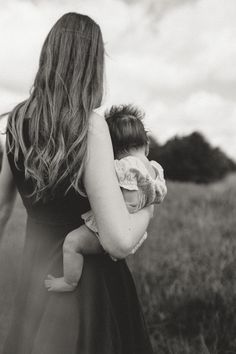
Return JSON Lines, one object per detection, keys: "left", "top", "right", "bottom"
{"left": 7, "top": 120, "right": 90, "bottom": 226}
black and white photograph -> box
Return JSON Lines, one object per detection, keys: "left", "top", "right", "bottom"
{"left": 0, "top": 0, "right": 235, "bottom": 353}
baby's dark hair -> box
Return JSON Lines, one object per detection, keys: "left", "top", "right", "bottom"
{"left": 105, "top": 104, "right": 148, "bottom": 158}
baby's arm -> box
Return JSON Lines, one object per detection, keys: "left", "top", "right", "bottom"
{"left": 151, "top": 161, "right": 167, "bottom": 204}
{"left": 121, "top": 188, "right": 140, "bottom": 214}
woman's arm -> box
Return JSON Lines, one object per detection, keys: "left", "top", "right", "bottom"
{"left": 83, "top": 113, "right": 153, "bottom": 259}
{"left": 0, "top": 146, "right": 17, "bottom": 241}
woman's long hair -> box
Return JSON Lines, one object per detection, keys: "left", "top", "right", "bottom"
{"left": 7, "top": 13, "right": 104, "bottom": 201}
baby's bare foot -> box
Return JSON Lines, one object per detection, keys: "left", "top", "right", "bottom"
{"left": 44, "top": 274, "right": 77, "bottom": 292}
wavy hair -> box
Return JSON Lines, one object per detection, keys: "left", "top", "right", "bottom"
{"left": 7, "top": 13, "right": 104, "bottom": 201}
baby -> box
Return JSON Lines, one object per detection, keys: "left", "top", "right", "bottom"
{"left": 45, "top": 104, "right": 167, "bottom": 292}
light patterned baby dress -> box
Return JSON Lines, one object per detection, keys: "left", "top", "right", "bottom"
{"left": 81, "top": 155, "right": 167, "bottom": 256}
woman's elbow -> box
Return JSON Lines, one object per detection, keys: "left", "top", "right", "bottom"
{"left": 102, "top": 232, "right": 134, "bottom": 259}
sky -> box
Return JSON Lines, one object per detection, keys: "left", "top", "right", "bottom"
{"left": 0, "top": 0, "right": 236, "bottom": 159}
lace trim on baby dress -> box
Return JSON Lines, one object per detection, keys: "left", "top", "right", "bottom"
{"left": 115, "top": 156, "right": 167, "bottom": 206}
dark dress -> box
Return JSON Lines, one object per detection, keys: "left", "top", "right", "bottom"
{"left": 3, "top": 120, "right": 153, "bottom": 354}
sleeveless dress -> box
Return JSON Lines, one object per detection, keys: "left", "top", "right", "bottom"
{"left": 3, "top": 120, "right": 153, "bottom": 354}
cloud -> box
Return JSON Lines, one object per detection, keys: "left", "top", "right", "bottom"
{"left": 0, "top": 0, "right": 130, "bottom": 94}
{"left": 0, "top": 0, "right": 235, "bottom": 159}
{"left": 107, "top": 0, "right": 236, "bottom": 96}
{"left": 105, "top": 0, "right": 236, "bottom": 158}
{"left": 145, "top": 92, "right": 236, "bottom": 158}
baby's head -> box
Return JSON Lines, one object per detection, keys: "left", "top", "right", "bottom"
{"left": 105, "top": 104, "right": 149, "bottom": 159}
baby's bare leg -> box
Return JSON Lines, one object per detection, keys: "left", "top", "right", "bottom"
{"left": 44, "top": 225, "right": 102, "bottom": 292}
{"left": 63, "top": 225, "right": 102, "bottom": 286}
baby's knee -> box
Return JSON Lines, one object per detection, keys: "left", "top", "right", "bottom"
{"left": 63, "top": 231, "right": 80, "bottom": 253}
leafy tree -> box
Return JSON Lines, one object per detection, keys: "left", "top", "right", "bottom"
{"left": 149, "top": 132, "right": 236, "bottom": 183}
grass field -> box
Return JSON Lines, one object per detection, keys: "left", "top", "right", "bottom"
{"left": 0, "top": 175, "right": 236, "bottom": 353}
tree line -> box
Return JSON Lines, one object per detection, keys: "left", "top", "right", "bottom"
{"left": 148, "top": 131, "right": 236, "bottom": 183}
{"left": 0, "top": 131, "right": 235, "bottom": 183}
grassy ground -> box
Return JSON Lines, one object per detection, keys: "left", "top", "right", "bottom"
{"left": 129, "top": 174, "right": 236, "bottom": 353}
{"left": 0, "top": 175, "right": 236, "bottom": 353}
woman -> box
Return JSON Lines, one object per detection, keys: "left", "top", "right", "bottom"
{"left": 0, "top": 13, "right": 154, "bottom": 354}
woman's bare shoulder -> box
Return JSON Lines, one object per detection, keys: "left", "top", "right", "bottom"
{"left": 89, "top": 112, "right": 108, "bottom": 134}
{"left": 87, "top": 112, "right": 111, "bottom": 154}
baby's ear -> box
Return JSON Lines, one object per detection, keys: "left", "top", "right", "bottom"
{"left": 145, "top": 143, "right": 150, "bottom": 157}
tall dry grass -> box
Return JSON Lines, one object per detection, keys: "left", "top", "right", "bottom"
{"left": 0, "top": 174, "right": 236, "bottom": 353}
{"left": 129, "top": 174, "right": 236, "bottom": 353}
